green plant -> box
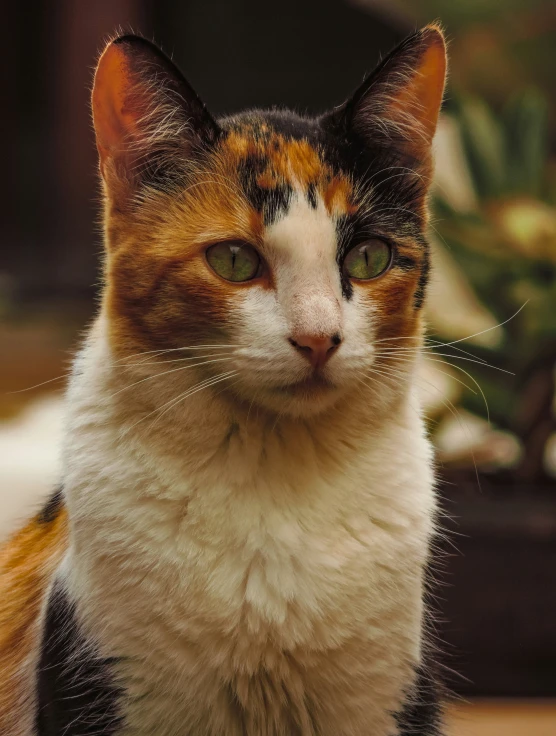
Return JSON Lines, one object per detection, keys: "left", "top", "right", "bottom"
{"left": 430, "top": 90, "right": 556, "bottom": 481}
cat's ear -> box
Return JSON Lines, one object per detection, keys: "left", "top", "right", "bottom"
{"left": 328, "top": 25, "right": 447, "bottom": 159}
{"left": 92, "top": 35, "right": 219, "bottom": 196}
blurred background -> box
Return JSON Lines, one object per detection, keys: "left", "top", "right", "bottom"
{"left": 1, "top": 1, "right": 555, "bottom": 733}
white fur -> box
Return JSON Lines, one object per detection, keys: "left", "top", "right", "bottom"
{"left": 61, "top": 192, "right": 436, "bottom": 735}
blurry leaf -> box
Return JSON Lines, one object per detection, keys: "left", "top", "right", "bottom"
{"left": 488, "top": 197, "right": 556, "bottom": 260}
{"left": 453, "top": 96, "right": 506, "bottom": 199}
{"left": 433, "top": 116, "right": 479, "bottom": 212}
{"left": 504, "top": 89, "right": 548, "bottom": 197}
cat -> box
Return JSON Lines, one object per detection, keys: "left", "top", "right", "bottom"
{"left": 0, "top": 23, "right": 447, "bottom": 736}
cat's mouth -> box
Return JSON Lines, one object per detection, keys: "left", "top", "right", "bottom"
{"left": 276, "top": 374, "right": 336, "bottom": 397}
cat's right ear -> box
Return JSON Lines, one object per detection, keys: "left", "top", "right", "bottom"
{"left": 325, "top": 25, "right": 446, "bottom": 165}
{"left": 92, "top": 35, "right": 219, "bottom": 197}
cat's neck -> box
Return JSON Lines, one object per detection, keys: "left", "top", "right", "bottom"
{"left": 66, "top": 315, "right": 420, "bottom": 492}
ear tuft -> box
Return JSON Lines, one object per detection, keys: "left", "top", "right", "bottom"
{"left": 92, "top": 34, "right": 218, "bottom": 194}
{"left": 337, "top": 24, "right": 447, "bottom": 157}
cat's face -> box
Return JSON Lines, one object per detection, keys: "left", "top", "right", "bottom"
{"left": 93, "top": 29, "right": 446, "bottom": 417}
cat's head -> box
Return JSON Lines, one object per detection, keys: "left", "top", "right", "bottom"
{"left": 92, "top": 27, "right": 446, "bottom": 418}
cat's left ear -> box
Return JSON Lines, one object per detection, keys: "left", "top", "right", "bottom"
{"left": 328, "top": 25, "right": 447, "bottom": 160}
{"left": 92, "top": 35, "right": 219, "bottom": 194}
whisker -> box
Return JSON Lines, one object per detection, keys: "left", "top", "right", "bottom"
{"left": 107, "top": 357, "right": 234, "bottom": 400}
{"left": 356, "top": 202, "right": 449, "bottom": 246}
{"left": 375, "top": 351, "right": 490, "bottom": 424}
{"left": 377, "top": 345, "right": 493, "bottom": 368}
{"left": 376, "top": 348, "right": 513, "bottom": 375}
{"left": 148, "top": 371, "right": 239, "bottom": 429}
{"left": 116, "top": 351, "right": 235, "bottom": 368}
{"left": 7, "top": 374, "right": 71, "bottom": 394}
{"left": 425, "top": 339, "right": 494, "bottom": 364}
{"left": 415, "top": 361, "right": 478, "bottom": 397}
{"left": 357, "top": 365, "right": 425, "bottom": 425}
{"left": 7, "top": 350, "right": 237, "bottom": 395}
{"left": 377, "top": 343, "right": 491, "bottom": 366}
{"left": 373, "top": 335, "right": 429, "bottom": 345}
{"left": 363, "top": 361, "right": 483, "bottom": 490}
{"left": 422, "top": 357, "right": 491, "bottom": 426}
{"left": 114, "top": 344, "right": 239, "bottom": 365}
{"left": 374, "top": 336, "right": 500, "bottom": 372}
{"left": 433, "top": 301, "right": 528, "bottom": 348}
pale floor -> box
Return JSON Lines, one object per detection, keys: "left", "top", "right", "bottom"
{"left": 446, "top": 702, "right": 556, "bottom": 736}
{"left": 0, "top": 394, "right": 63, "bottom": 540}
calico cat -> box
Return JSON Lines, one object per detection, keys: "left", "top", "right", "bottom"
{"left": 0, "top": 24, "right": 447, "bottom": 736}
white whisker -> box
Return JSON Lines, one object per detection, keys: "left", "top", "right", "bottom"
{"left": 108, "top": 358, "right": 234, "bottom": 400}
{"left": 376, "top": 348, "right": 513, "bottom": 375}
{"left": 433, "top": 302, "right": 528, "bottom": 348}
{"left": 114, "top": 344, "right": 239, "bottom": 365}
{"left": 121, "top": 370, "right": 238, "bottom": 436}
{"left": 363, "top": 360, "right": 483, "bottom": 488}
{"left": 148, "top": 371, "right": 239, "bottom": 429}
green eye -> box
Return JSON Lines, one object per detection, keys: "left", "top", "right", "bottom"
{"left": 206, "top": 241, "right": 261, "bottom": 282}
{"left": 343, "top": 239, "right": 392, "bottom": 280}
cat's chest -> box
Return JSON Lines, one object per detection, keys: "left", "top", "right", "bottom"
{"left": 77, "top": 468, "right": 429, "bottom": 669}
{"left": 82, "top": 492, "right": 426, "bottom": 736}
{"left": 153, "top": 503, "right": 412, "bottom": 635}
{"left": 65, "top": 405, "right": 434, "bottom": 735}
{"left": 70, "top": 423, "right": 433, "bottom": 648}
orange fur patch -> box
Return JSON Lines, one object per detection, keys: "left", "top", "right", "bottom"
{"left": 104, "top": 126, "right": 357, "bottom": 362}
{"left": 104, "top": 149, "right": 254, "bottom": 358}
{"left": 0, "top": 503, "right": 68, "bottom": 734}
{"left": 224, "top": 128, "right": 356, "bottom": 216}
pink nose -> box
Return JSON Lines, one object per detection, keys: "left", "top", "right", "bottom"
{"left": 289, "top": 333, "right": 342, "bottom": 370}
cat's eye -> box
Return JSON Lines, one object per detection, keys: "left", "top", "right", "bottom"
{"left": 343, "top": 239, "right": 392, "bottom": 280}
{"left": 206, "top": 241, "right": 261, "bottom": 282}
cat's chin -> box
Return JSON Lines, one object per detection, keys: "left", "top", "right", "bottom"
{"left": 235, "top": 377, "right": 346, "bottom": 418}
{"left": 276, "top": 374, "right": 334, "bottom": 397}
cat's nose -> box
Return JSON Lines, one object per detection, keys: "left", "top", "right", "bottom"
{"left": 289, "top": 333, "right": 342, "bottom": 370}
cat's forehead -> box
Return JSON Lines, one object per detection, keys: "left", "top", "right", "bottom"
{"left": 217, "top": 112, "right": 358, "bottom": 226}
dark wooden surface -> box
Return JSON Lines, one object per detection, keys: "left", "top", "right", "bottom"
{"left": 437, "top": 473, "right": 556, "bottom": 697}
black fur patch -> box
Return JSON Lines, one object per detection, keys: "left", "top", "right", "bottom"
{"left": 236, "top": 149, "right": 293, "bottom": 226}
{"left": 396, "top": 664, "right": 443, "bottom": 735}
{"left": 36, "top": 582, "right": 123, "bottom": 735}
{"left": 306, "top": 181, "right": 318, "bottom": 209}
{"left": 413, "top": 244, "right": 430, "bottom": 309}
{"left": 395, "top": 535, "right": 446, "bottom": 735}
{"left": 262, "top": 184, "right": 293, "bottom": 226}
{"left": 335, "top": 213, "right": 356, "bottom": 300}
{"left": 237, "top": 109, "right": 322, "bottom": 143}
{"left": 37, "top": 489, "right": 64, "bottom": 524}
{"left": 396, "top": 254, "right": 418, "bottom": 271}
